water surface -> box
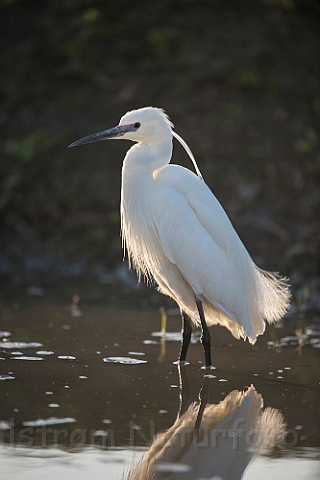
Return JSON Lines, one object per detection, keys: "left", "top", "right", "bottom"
{"left": 0, "top": 300, "right": 319, "bottom": 479}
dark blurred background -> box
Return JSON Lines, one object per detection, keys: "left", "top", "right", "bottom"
{"left": 0, "top": 0, "right": 319, "bottom": 310}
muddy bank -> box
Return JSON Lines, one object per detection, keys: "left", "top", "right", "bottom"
{"left": 0, "top": 0, "right": 319, "bottom": 306}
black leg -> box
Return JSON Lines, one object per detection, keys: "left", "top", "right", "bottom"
{"left": 195, "top": 297, "right": 212, "bottom": 368}
{"left": 194, "top": 375, "right": 210, "bottom": 433}
{"left": 177, "top": 364, "right": 191, "bottom": 417}
{"left": 179, "top": 312, "right": 192, "bottom": 363}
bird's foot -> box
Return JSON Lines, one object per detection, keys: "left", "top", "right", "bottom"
{"left": 200, "top": 365, "right": 216, "bottom": 371}
{"left": 173, "top": 360, "right": 190, "bottom": 366}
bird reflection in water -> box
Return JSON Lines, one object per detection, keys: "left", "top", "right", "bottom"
{"left": 126, "top": 368, "right": 286, "bottom": 480}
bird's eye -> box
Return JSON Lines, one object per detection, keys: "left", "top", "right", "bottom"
{"left": 133, "top": 122, "right": 141, "bottom": 129}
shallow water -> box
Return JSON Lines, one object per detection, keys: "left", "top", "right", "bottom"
{"left": 0, "top": 299, "right": 319, "bottom": 479}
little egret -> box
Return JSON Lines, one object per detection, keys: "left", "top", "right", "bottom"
{"left": 69, "top": 107, "right": 291, "bottom": 368}
{"left": 125, "top": 381, "right": 286, "bottom": 480}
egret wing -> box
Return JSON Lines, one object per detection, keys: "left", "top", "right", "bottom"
{"left": 155, "top": 165, "right": 261, "bottom": 338}
{"left": 156, "top": 165, "right": 243, "bottom": 256}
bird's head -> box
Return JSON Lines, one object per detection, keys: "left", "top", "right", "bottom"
{"left": 68, "top": 107, "right": 173, "bottom": 148}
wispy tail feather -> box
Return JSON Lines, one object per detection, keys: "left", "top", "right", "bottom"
{"left": 255, "top": 267, "right": 291, "bottom": 324}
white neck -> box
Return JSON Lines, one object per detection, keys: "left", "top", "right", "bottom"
{"left": 122, "top": 137, "right": 173, "bottom": 177}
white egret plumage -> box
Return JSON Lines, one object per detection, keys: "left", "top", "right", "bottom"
{"left": 125, "top": 382, "right": 286, "bottom": 480}
{"left": 69, "top": 106, "right": 291, "bottom": 368}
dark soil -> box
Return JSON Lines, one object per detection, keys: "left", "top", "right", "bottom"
{"left": 0, "top": 0, "right": 319, "bottom": 311}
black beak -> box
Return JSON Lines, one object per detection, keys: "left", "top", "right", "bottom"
{"left": 68, "top": 125, "right": 128, "bottom": 148}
